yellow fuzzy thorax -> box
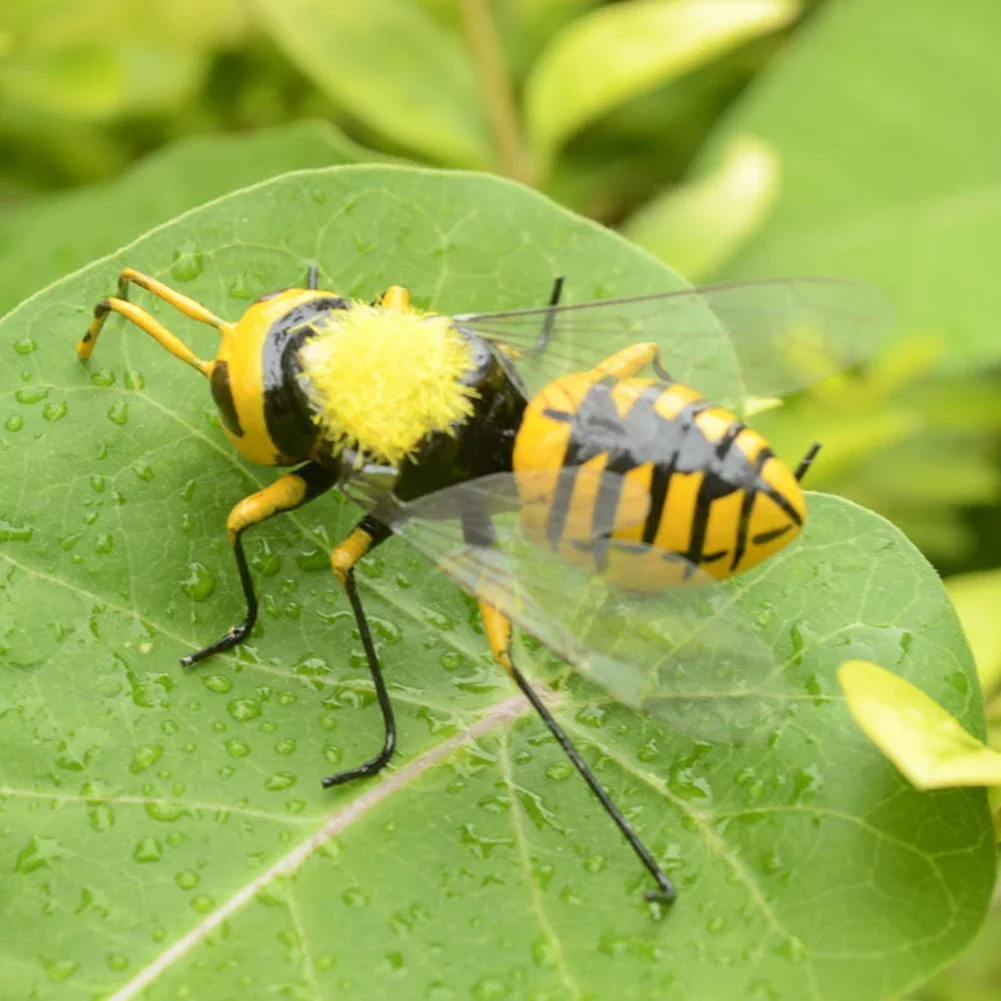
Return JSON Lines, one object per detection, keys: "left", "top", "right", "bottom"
{"left": 298, "top": 304, "right": 477, "bottom": 464}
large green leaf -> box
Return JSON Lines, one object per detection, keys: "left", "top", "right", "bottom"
{"left": 254, "top": 0, "right": 492, "bottom": 169}
{"left": 0, "top": 121, "right": 383, "bottom": 315}
{"left": 704, "top": 0, "right": 1001, "bottom": 367}
{"left": 0, "top": 165, "right": 991, "bottom": 1000}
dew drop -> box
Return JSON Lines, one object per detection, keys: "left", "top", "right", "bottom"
{"left": 203, "top": 674, "right": 232, "bottom": 694}
{"left": 175, "top": 869, "right": 200, "bottom": 890}
{"left": 94, "top": 532, "right": 114, "bottom": 554}
{"left": 265, "top": 771, "right": 296, "bottom": 791}
{"left": 15, "top": 835, "right": 64, "bottom": 873}
{"left": 106, "top": 953, "right": 129, "bottom": 971}
{"left": 0, "top": 518, "right": 32, "bottom": 542}
{"left": 226, "top": 736, "right": 252, "bottom": 756}
{"left": 227, "top": 699, "right": 261, "bottom": 723}
{"left": 90, "top": 474, "right": 105, "bottom": 492}
{"left": 574, "top": 705, "right": 607, "bottom": 728}
{"left": 471, "top": 975, "right": 509, "bottom": 1000}
{"left": 4, "top": 415, "right": 23, "bottom": 431}
{"left": 41, "top": 957, "right": 78, "bottom": 982}
{"left": 146, "top": 801, "right": 188, "bottom": 823}
{"left": 181, "top": 562, "right": 215, "bottom": 602}
{"left": 228, "top": 272, "right": 254, "bottom": 299}
{"left": 106, "top": 399, "right": 128, "bottom": 425}
{"left": 124, "top": 369, "right": 145, "bottom": 390}
{"left": 275, "top": 738, "right": 297, "bottom": 755}
{"left": 90, "top": 367, "right": 115, "bottom": 387}
{"left": 545, "top": 762, "right": 572, "bottom": 782}
{"left": 42, "top": 400, "right": 68, "bottom": 422}
{"left": 132, "top": 460, "right": 154, "bottom": 482}
{"left": 171, "top": 240, "right": 204, "bottom": 281}
{"left": 15, "top": 386, "right": 48, "bottom": 404}
{"left": 129, "top": 744, "right": 164, "bottom": 774}
{"left": 191, "top": 895, "right": 215, "bottom": 913}
{"left": 132, "top": 837, "right": 163, "bottom": 863}
{"left": 13, "top": 336, "right": 36, "bottom": 355}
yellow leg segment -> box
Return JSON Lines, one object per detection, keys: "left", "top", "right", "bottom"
{"left": 331, "top": 526, "right": 379, "bottom": 586}
{"left": 380, "top": 285, "right": 411, "bottom": 311}
{"left": 226, "top": 472, "right": 310, "bottom": 545}
{"left": 117, "top": 268, "right": 227, "bottom": 329}
{"left": 479, "top": 599, "right": 514, "bottom": 673}
{"left": 589, "top": 342, "right": 664, "bottom": 380}
{"left": 78, "top": 267, "right": 231, "bottom": 373}
{"left": 78, "top": 298, "right": 214, "bottom": 376}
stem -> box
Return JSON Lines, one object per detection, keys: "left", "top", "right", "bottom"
{"left": 460, "top": 0, "right": 533, "bottom": 184}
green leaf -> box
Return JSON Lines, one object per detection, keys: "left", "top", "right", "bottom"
{"left": 0, "top": 0, "right": 248, "bottom": 120}
{"left": 254, "top": 0, "right": 492, "bottom": 168}
{"left": 0, "top": 121, "right": 383, "bottom": 315}
{"left": 525, "top": 0, "right": 798, "bottom": 162}
{"left": 706, "top": 0, "right": 1001, "bottom": 367}
{"left": 839, "top": 660, "right": 1001, "bottom": 789}
{"left": 621, "top": 133, "right": 781, "bottom": 279}
{"left": 0, "top": 165, "right": 991, "bottom": 1000}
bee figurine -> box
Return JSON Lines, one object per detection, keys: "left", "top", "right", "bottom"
{"left": 78, "top": 264, "right": 888, "bottom": 904}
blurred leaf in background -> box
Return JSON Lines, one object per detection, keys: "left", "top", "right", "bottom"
{"left": 0, "top": 121, "right": 386, "bottom": 313}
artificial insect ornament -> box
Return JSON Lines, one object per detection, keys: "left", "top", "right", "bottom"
{"left": 77, "top": 264, "right": 889, "bottom": 904}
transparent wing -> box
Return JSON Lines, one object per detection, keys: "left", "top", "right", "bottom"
{"left": 454, "top": 278, "right": 893, "bottom": 408}
{"left": 354, "top": 471, "right": 790, "bottom": 742}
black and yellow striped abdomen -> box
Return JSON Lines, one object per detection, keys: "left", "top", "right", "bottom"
{"left": 512, "top": 370, "right": 806, "bottom": 590}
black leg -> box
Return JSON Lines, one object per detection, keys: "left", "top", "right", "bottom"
{"left": 181, "top": 462, "right": 337, "bottom": 668}
{"left": 531, "top": 274, "right": 565, "bottom": 355}
{"left": 322, "top": 567, "right": 397, "bottom": 788}
{"left": 507, "top": 662, "right": 675, "bottom": 905}
{"left": 794, "top": 441, "right": 822, "bottom": 482}
{"left": 181, "top": 534, "right": 257, "bottom": 667}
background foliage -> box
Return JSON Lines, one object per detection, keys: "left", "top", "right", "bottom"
{"left": 1, "top": 1, "right": 1000, "bottom": 999}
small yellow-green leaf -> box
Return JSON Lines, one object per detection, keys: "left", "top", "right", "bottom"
{"left": 946, "top": 570, "right": 1001, "bottom": 696}
{"left": 839, "top": 659, "right": 1001, "bottom": 789}
{"left": 621, "top": 134, "right": 780, "bottom": 279}
{"left": 254, "top": 0, "right": 491, "bottom": 168}
{"left": 525, "top": 0, "right": 798, "bottom": 161}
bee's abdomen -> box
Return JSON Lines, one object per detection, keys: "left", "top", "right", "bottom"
{"left": 513, "top": 374, "right": 806, "bottom": 589}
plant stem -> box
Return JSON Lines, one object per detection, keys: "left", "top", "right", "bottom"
{"left": 460, "top": 0, "right": 533, "bottom": 184}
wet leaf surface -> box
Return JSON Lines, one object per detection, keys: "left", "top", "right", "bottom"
{"left": 0, "top": 165, "right": 991, "bottom": 1000}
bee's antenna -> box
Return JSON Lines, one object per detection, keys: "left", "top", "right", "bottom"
{"left": 795, "top": 441, "right": 822, "bottom": 483}
{"left": 531, "top": 274, "right": 566, "bottom": 356}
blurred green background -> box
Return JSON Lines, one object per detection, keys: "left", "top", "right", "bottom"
{"left": 2, "top": 0, "right": 1000, "bottom": 995}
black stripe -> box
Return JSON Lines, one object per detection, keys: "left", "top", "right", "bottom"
{"left": 730, "top": 447, "right": 773, "bottom": 571}
{"left": 752, "top": 524, "right": 793, "bottom": 545}
{"left": 210, "top": 360, "right": 243, "bottom": 437}
{"left": 640, "top": 399, "right": 710, "bottom": 545}
{"left": 262, "top": 297, "right": 346, "bottom": 459}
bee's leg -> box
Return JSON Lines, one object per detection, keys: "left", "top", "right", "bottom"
{"left": 306, "top": 263, "right": 319, "bottom": 290}
{"left": 531, "top": 274, "right": 566, "bottom": 355}
{"left": 324, "top": 516, "right": 397, "bottom": 788}
{"left": 479, "top": 599, "right": 676, "bottom": 905}
{"left": 375, "top": 285, "right": 411, "bottom": 311}
{"left": 181, "top": 463, "right": 338, "bottom": 667}
{"left": 78, "top": 268, "right": 231, "bottom": 367}
{"left": 588, "top": 342, "right": 673, "bottom": 383}
{"left": 794, "top": 441, "right": 822, "bottom": 482}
